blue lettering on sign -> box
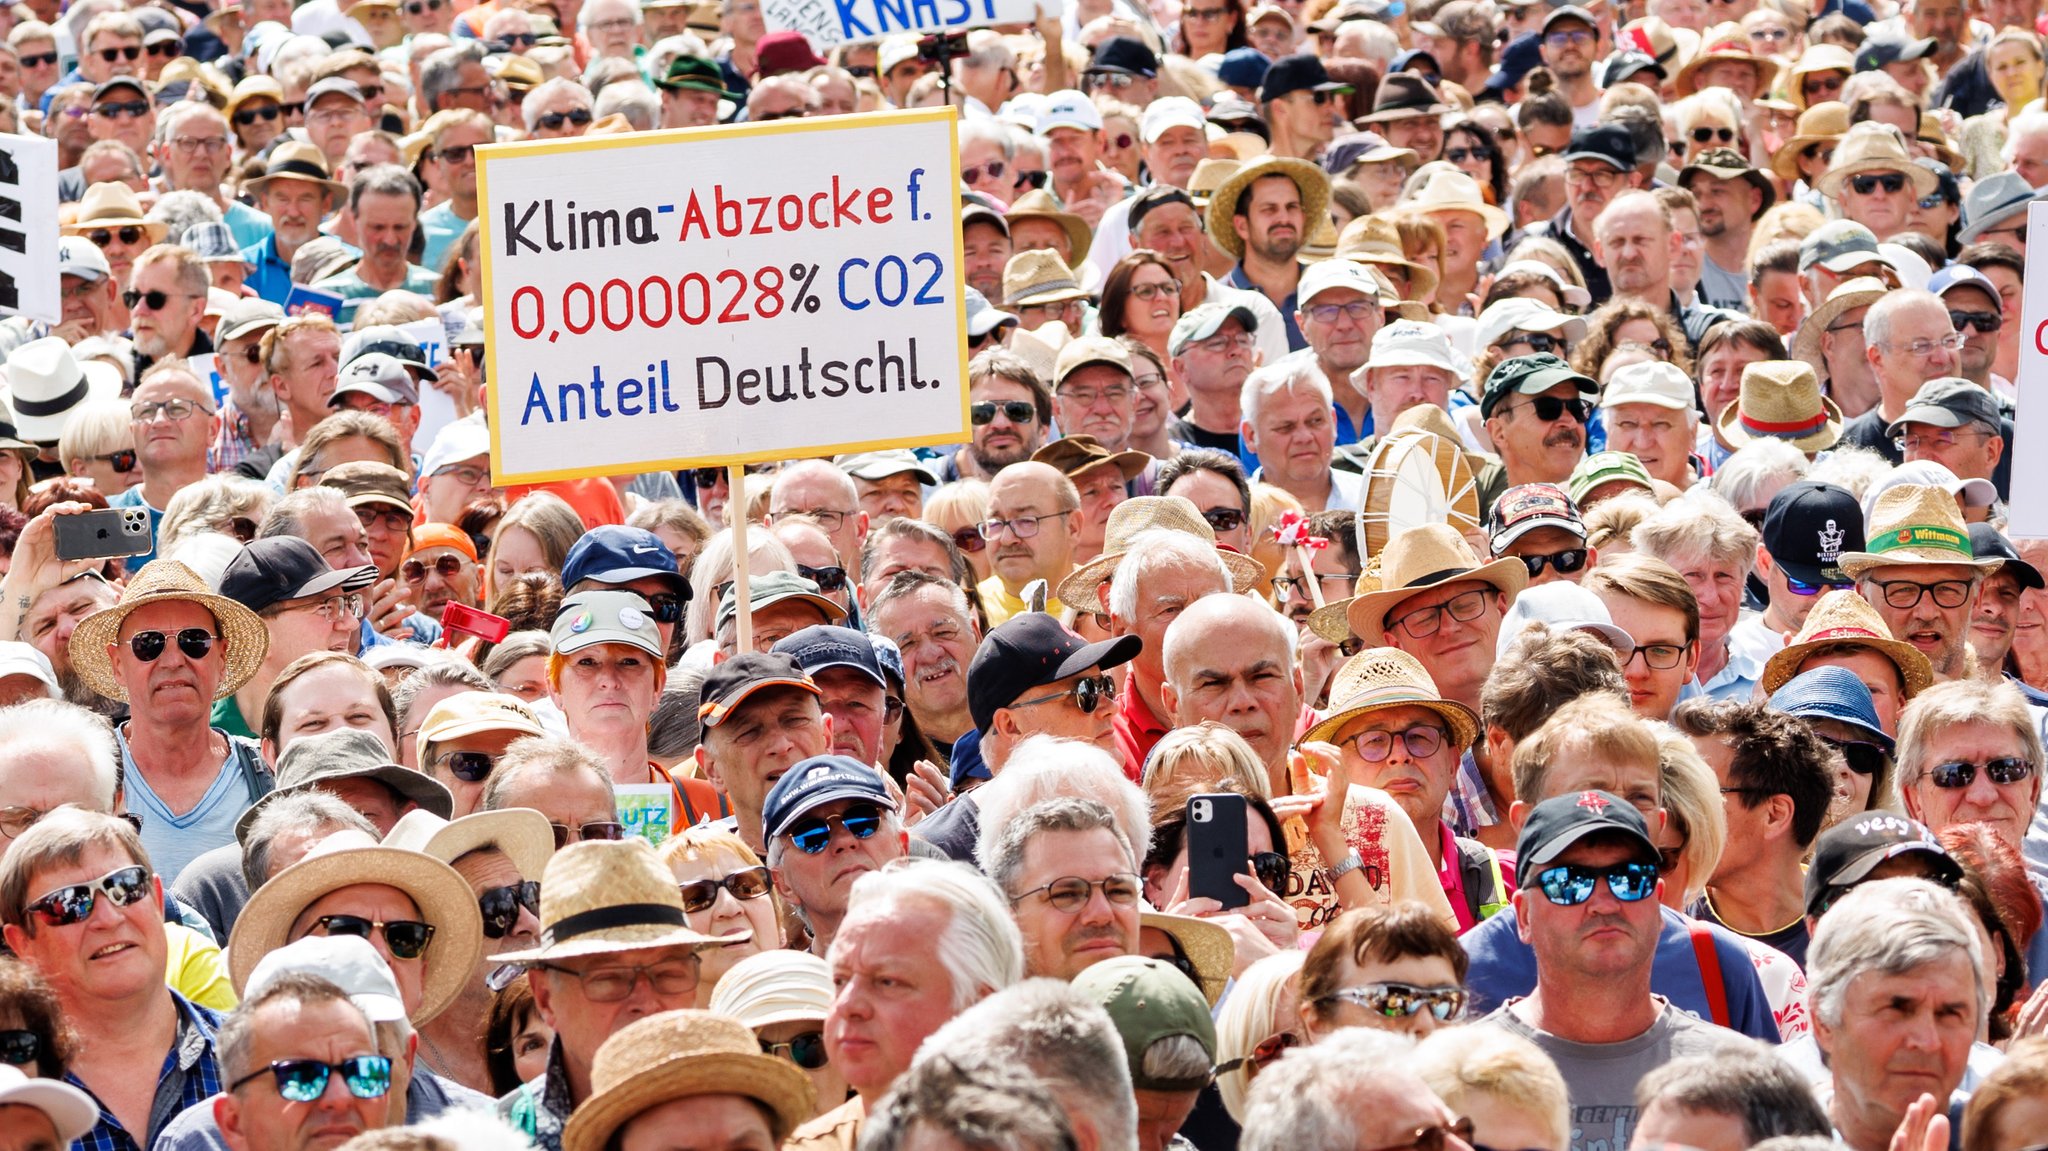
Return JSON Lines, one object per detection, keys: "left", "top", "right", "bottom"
{"left": 831, "top": 0, "right": 1012, "bottom": 39}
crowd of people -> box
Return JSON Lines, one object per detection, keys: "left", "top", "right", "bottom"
{"left": 5, "top": 0, "right": 2048, "bottom": 1150}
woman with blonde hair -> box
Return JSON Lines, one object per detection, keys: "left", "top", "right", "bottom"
{"left": 657, "top": 825, "right": 785, "bottom": 996}
{"left": 1411, "top": 1028, "right": 1571, "bottom": 1151}
{"left": 682, "top": 526, "right": 798, "bottom": 650}
{"left": 57, "top": 399, "right": 138, "bottom": 499}
{"left": 1214, "top": 950, "right": 1306, "bottom": 1121}
{"left": 924, "top": 479, "right": 994, "bottom": 587}
{"left": 483, "top": 491, "right": 583, "bottom": 603}
{"left": 1142, "top": 722, "right": 1271, "bottom": 819}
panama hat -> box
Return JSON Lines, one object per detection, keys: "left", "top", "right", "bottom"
{"left": 706, "top": 949, "right": 832, "bottom": 1028}
{"left": 1205, "top": 156, "right": 1331, "bottom": 261}
{"left": 1005, "top": 188, "right": 1095, "bottom": 264}
{"left": 1791, "top": 275, "right": 1886, "bottom": 368}
{"left": 1055, "top": 495, "right": 1267, "bottom": 610}
{"left": 1759, "top": 589, "right": 1936, "bottom": 697}
{"left": 243, "top": 139, "right": 347, "bottom": 202}
{"left": 1836, "top": 484, "right": 2004, "bottom": 579}
{"left": 1333, "top": 214, "right": 1438, "bottom": 304}
{"left": 1341, "top": 523, "right": 1527, "bottom": 646}
{"left": 3, "top": 336, "right": 124, "bottom": 442}
{"left": 1771, "top": 101, "right": 1850, "bottom": 183}
{"left": 560, "top": 1011, "right": 814, "bottom": 1151}
{"left": 1814, "top": 122, "right": 1937, "bottom": 200}
{"left": 64, "top": 183, "right": 169, "bottom": 243}
{"left": 1715, "top": 360, "right": 1843, "bottom": 452}
{"left": 491, "top": 838, "right": 735, "bottom": 964}
{"left": 1401, "top": 167, "right": 1510, "bottom": 241}
{"left": 69, "top": 560, "right": 269, "bottom": 704}
{"left": 227, "top": 841, "right": 485, "bottom": 1024}
{"left": 1139, "top": 910, "right": 1235, "bottom": 1005}
{"left": 1002, "top": 249, "right": 1091, "bottom": 309}
{"left": 1784, "top": 44, "right": 1854, "bottom": 110}
{"left": 383, "top": 807, "right": 555, "bottom": 883}
{"left": 1188, "top": 157, "right": 1242, "bottom": 205}
{"left": 1301, "top": 646, "right": 1480, "bottom": 748}
{"left": 1673, "top": 23, "right": 1781, "bottom": 97}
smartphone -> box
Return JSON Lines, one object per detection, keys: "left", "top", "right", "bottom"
{"left": 440, "top": 602, "right": 512, "bottom": 644}
{"left": 1185, "top": 793, "right": 1250, "bottom": 909}
{"left": 54, "top": 507, "right": 153, "bottom": 562}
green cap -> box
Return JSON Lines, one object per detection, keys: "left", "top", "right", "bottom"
{"left": 551, "top": 590, "right": 664, "bottom": 658}
{"left": 657, "top": 55, "right": 739, "bottom": 99}
{"left": 1567, "top": 450, "right": 1656, "bottom": 505}
{"left": 1479, "top": 352, "right": 1597, "bottom": 419}
{"left": 715, "top": 570, "right": 846, "bottom": 635}
{"left": 1069, "top": 956, "right": 1217, "bottom": 1091}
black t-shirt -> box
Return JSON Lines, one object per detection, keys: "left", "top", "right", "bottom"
{"left": 1689, "top": 894, "right": 1810, "bottom": 970}
{"left": 1166, "top": 416, "right": 1241, "bottom": 457}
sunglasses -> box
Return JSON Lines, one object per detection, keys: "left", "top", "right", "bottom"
{"left": 1848, "top": 172, "right": 1908, "bottom": 196}
{"left": 95, "top": 449, "right": 138, "bottom": 472}
{"left": 535, "top": 107, "right": 592, "bottom": 130}
{"left": 402, "top": 553, "right": 467, "bottom": 583}
{"left": 436, "top": 749, "right": 498, "bottom": 782}
{"left": 760, "top": 1031, "right": 829, "bottom": 1070}
{"left": 24, "top": 865, "right": 150, "bottom": 927}
{"left": 98, "top": 45, "right": 142, "bottom": 62}
{"left": 796, "top": 563, "right": 847, "bottom": 594}
{"left": 1928, "top": 757, "right": 2033, "bottom": 789}
{"left": 970, "top": 399, "right": 1036, "bottom": 426}
{"left": 950, "top": 525, "right": 986, "bottom": 554}
{"left": 19, "top": 52, "right": 57, "bottom": 68}
{"left": 146, "top": 40, "right": 183, "bottom": 57}
{"left": 678, "top": 865, "right": 772, "bottom": 912}
{"left": 1819, "top": 735, "right": 1890, "bottom": 778}
{"left": 551, "top": 820, "right": 626, "bottom": 848}
{"left": 643, "top": 591, "right": 687, "bottom": 623}
{"left": 1803, "top": 144, "right": 1836, "bottom": 164}
{"left": 496, "top": 32, "right": 538, "bottom": 46}
{"left": 405, "top": 0, "right": 445, "bottom": 11}
{"left": 1216, "top": 1029, "right": 1300, "bottom": 1075}
{"left": 309, "top": 914, "right": 436, "bottom": 958}
{"left": 0, "top": 1029, "right": 39, "bottom": 1067}
{"left": 233, "top": 105, "right": 282, "bottom": 125}
{"left": 1515, "top": 395, "right": 1589, "bottom": 423}
{"left": 1010, "top": 872, "right": 1141, "bottom": 912}
{"left": 689, "top": 463, "right": 773, "bottom": 488}
{"left": 1516, "top": 549, "right": 1587, "bottom": 577}
{"left": 1017, "top": 170, "right": 1049, "bottom": 190}
{"left": 94, "top": 100, "right": 150, "bottom": 119}
{"left": 1319, "top": 982, "right": 1468, "bottom": 1022}
{"left": 1011, "top": 673, "right": 1115, "bottom": 715}
{"left": 1690, "top": 126, "right": 1736, "bottom": 145}
{"left": 128, "top": 628, "right": 219, "bottom": 663}
{"left": 1783, "top": 574, "right": 1854, "bottom": 597}
{"left": 1532, "top": 860, "right": 1659, "bottom": 906}
{"left": 1500, "top": 331, "right": 1565, "bottom": 355}
{"left": 1949, "top": 309, "right": 2001, "bottom": 334}
{"left": 231, "top": 1056, "right": 392, "bottom": 1103}
{"left": 962, "top": 159, "right": 1006, "bottom": 184}
{"left": 88, "top": 226, "right": 144, "bottom": 248}
{"left": 1252, "top": 850, "right": 1290, "bottom": 893}
{"left": 786, "top": 803, "right": 885, "bottom": 854}
{"left": 1202, "top": 507, "right": 1245, "bottom": 533}
{"left": 435, "top": 143, "right": 477, "bottom": 165}
{"left": 478, "top": 880, "right": 540, "bottom": 938}
{"left": 123, "top": 289, "right": 193, "bottom": 312}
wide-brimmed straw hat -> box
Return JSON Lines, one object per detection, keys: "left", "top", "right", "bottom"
{"left": 1715, "top": 360, "right": 1843, "bottom": 452}
{"left": 1402, "top": 167, "right": 1510, "bottom": 241}
{"left": 69, "top": 560, "right": 269, "bottom": 704}
{"left": 1005, "top": 188, "right": 1094, "bottom": 263}
{"left": 491, "top": 838, "right": 734, "bottom": 964}
{"left": 1055, "top": 495, "right": 1267, "bottom": 610}
{"left": 1139, "top": 910, "right": 1234, "bottom": 1005}
{"left": 227, "top": 841, "right": 484, "bottom": 1024}
{"left": 1784, "top": 44, "right": 1854, "bottom": 110}
{"left": 1837, "top": 484, "right": 2005, "bottom": 578}
{"left": 1673, "top": 22, "right": 1782, "bottom": 97}
{"left": 1333, "top": 214, "right": 1439, "bottom": 303}
{"left": 1771, "top": 101, "right": 1850, "bottom": 183}
{"left": 1301, "top": 646, "right": 1480, "bottom": 750}
{"left": 1341, "top": 524, "right": 1527, "bottom": 646}
{"left": 1791, "top": 275, "right": 1885, "bottom": 367}
{"left": 1815, "top": 122, "right": 1938, "bottom": 200}
{"left": 560, "top": 1011, "right": 814, "bottom": 1151}
{"left": 383, "top": 807, "right": 555, "bottom": 882}
{"left": 64, "top": 183, "right": 169, "bottom": 243}
{"left": 1206, "top": 156, "right": 1330, "bottom": 261}
{"left": 242, "top": 139, "right": 347, "bottom": 202}
{"left": 1759, "top": 588, "right": 1936, "bottom": 697}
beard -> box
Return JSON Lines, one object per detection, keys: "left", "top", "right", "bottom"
{"left": 59, "top": 668, "right": 123, "bottom": 718}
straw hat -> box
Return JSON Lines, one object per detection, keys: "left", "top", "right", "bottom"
{"left": 1333, "top": 214, "right": 1438, "bottom": 303}
{"left": 224, "top": 74, "right": 284, "bottom": 123}
{"left": 1814, "top": 122, "right": 1937, "bottom": 200}
{"left": 706, "top": 949, "right": 832, "bottom": 1027}
{"left": 1400, "top": 167, "right": 1510, "bottom": 241}
{"left": 1673, "top": 23, "right": 1781, "bottom": 97}
{"left": 1002, "top": 249, "right": 1091, "bottom": 309}
{"left": 559, "top": 1011, "right": 815, "bottom": 1151}
{"left": 1300, "top": 646, "right": 1479, "bottom": 747}
{"left": 1784, "top": 44, "right": 1854, "bottom": 110}
{"left": 1715, "top": 360, "right": 1843, "bottom": 452}
{"left": 1770, "top": 101, "right": 1850, "bottom": 183}
{"left": 1791, "top": 275, "right": 1885, "bottom": 367}
{"left": 1055, "top": 495, "right": 1267, "bottom": 610}
{"left": 242, "top": 139, "right": 347, "bottom": 202}
{"left": 1188, "top": 157, "right": 1242, "bottom": 204}
{"left": 1005, "top": 188, "right": 1094, "bottom": 263}
{"left": 491, "top": 838, "right": 734, "bottom": 964}
{"left": 383, "top": 808, "right": 555, "bottom": 882}
{"left": 1205, "top": 156, "right": 1330, "bottom": 261}
{"left": 1139, "top": 910, "right": 1234, "bottom": 1005}
{"left": 1341, "top": 523, "right": 1528, "bottom": 646}
{"left": 226, "top": 842, "right": 484, "bottom": 1024}
{"left": 1916, "top": 113, "right": 1964, "bottom": 173}
{"left": 68, "top": 560, "right": 269, "bottom": 704}
{"left": 1619, "top": 16, "right": 1700, "bottom": 75}
{"left": 64, "top": 183, "right": 168, "bottom": 242}
{"left": 1759, "top": 589, "right": 1936, "bottom": 697}
{"left": 1837, "top": 484, "right": 2005, "bottom": 578}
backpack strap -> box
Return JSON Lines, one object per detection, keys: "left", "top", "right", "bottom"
{"left": 1688, "top": 918, "right": 1732, "bottom": 1029}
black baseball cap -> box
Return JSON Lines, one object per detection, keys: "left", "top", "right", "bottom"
{"left": 1515, "top": 789, "right": 1659, "bottom": 871}
{"left": 698, "top": 651, "right": 820, "bottom": 728}
{"left": 1884, "top": 378, "right": 2004, "bottom": 438}
{"left": 220, "top": 537, "right": 377, "bottom": 615}
{"left": 1563, "top": 123, "right": 1637, "bottom": 171}
{"left": 1479, "top": 353, "right": 1597, "bottom": 419}
{"left": 967, "top": 614, "right": 1140, "bottom": 733}
{"left": 1541, "top": 4, "right": 1596, "bottom": 33}
{"left": 1128, "top": 186, "right": 1198, "bottom": 234}
{"left": 1970, "top": 524, "right": 2044, "bottom": 590}
{"left": 1087, "top": 35, "right": 1159, "bottom": 78}
{"left": 1259, "top": 53, "right": 1353, "bottom": 104}
{"left": 1762, "top": 481, "right": 1864, "bottom": 587}
{"left": 1803, "top": 812, "right": 1962, "bottom": 920}
{"left": 773, "top": 625, "right": 887, "bottom": 690}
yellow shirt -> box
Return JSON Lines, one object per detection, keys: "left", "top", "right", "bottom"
{"left": 977, "top": 575, "right": 1067, "bottom": 628}
{"left": 166, "top": 922, "right": 238, "bottom": 1012}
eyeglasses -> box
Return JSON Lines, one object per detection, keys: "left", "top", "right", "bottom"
{"left": 19, "top": 52, "right": 57, "bottom": 68}
{"left": 962, "top": 159, "right": 1006, "bottom": 184}
{"left": 1009, "top": 872, "right": 1141, "bottom": 911}
{"left": 0, "top": 1030, "right": 40, "bottom": 1067}
{"left": 1058, "top": 379, "right": 1132, "bottom": 407}
{"left": 123, "top": 290, "right": 199, "bottom": 313}
{"left": 950, "top": 525, "right": 986, "bottom": 554}
{"left": 132, "top": 398, "right": 206, "bottom": 422}
{"left": 1878, "top": 332, "right": 1966, "bottom": 358}
{"left": 971, "top": 399, "right": 1036, "bottom": 426}
{"left": 478, "top": 880, "right": 540, "bottom": 938}
{"left": 1690, "top": 126, "right": 1736, "bottom": 145}
{"left": 797, "top": 563, "right": 848, "bottom": 594}
{"left": 233, "top": 105, "right": 282, "bottom": 125}
{"left": 1870, "top": 578, "right": 1974, "bottom": 610}
{"left": 761, "top": 1031, "right": 829, "bottom": 1070}
{"left": 1818, "top": 735, "right": 1891, "bottom": 777}
{"left": 1949, "top": 310, "right": 2001, "bottom": 334}
{"left": 435, "top": 143, "right": 478, "bottom": 164}
{"left": 403, "top": 553, "right": 468, "bottom": 583}
{"left": 1201, "top": 507, "right": 1245, "bottom": 533}
{"left": 1532, "top": 860, "right": 1659, "bottom": 906}
{"left": 551, "top": 820, "right": 626, "bottom": 848}
{"left": 1565, "top": 165, "right": 1623, "bottom": 189}
{"left": 1988, "top": 223, "right": 2029, "bottom": 245}
{"left": 539, "top": 957, "right": 700, "bottom": 1001}
{"left": 1515, "top": 549, "right": 1587, "bottom": 577}
{"left": 93, "top": 100, "right": 150, "bottom": 119}
{"left": 170, "top": 135, "right": 230, "bottom": 155}
{"left": 1896, "top": 428, "right": 1993, "bottom": 454}
{"left": 786, "top": 803, "right": 885, "bottom": 854}
{"left": 1544, "top": 28, "right": 1593, "bottom": 47}
{"left": 88, "top": 226, "right": 145, "bottom": 248}
{"left": 979, "top": 511, "right": 1066, "bottom": 540}
{"left": 1366, "top": 1118, "right": 1477, "bottom": 1151}
{"left": 1183, "top": 4, "right": 1232, "bottom": 18}
{"left": 435, "top": 749, "right": 499, "bottom": 783}
{"left": 288, "top": 593, "right": 366, "bottom": 623}
{"left": 24, "top": 865, "right": 151, "bottom": 927}
{"left": 1499, "top": 331, "right": 1565, "bottom": 355}
{"left": 127, "top": 628, "right": 219, "bottom": 663}
{"left": 1011, "top": 673, "right": 1115, "bottom": 715}
{"left": 1508, "top": 395, "right": 1589, "bottom": 423}
{"left": 678, "top": 866, "right": 772, "bottom": 912}
{"left": 98, "top": 45, "right": 143, "bottom": 62}
{"left": 1304, "top": 300, "right": 1377, "bottom": 325}
{"left": 1749, "top": 26, "right": 1790, "bottom": 41}
{"left": 1319, "top": 982, "right": 1468, "bottom": 1022}
{"left": 1390, "top": 588, "right": 1492, "bottom": 640}
{"left": 1620, "top": 641, "right": 1691, "bottom": 671}
{"left": 1191, "top": 331, "right": 1254, "bottom": 354}
{"left": 1928, "top": 757, "right": 2034, "bottom": 789}
{"left": 1273, "top": 571, "right": 1356, "bottom": 605}
{"left": 307, "top": 914, "right": 436, "bottom": 959}
{"left": 1847, "top": 172, "right": 1909, "bottom": 197}
{"left": 533, "top": 107, "right": 591, "bottom": 130}
{"left": 1351, "top": 724, "right": 1450, "bottom": 763}
{"left": 779, "top": 507, "right": 853, "bottom": 532}
{"left": 230, "top": 1056, "right": 392, "bottom": 1102}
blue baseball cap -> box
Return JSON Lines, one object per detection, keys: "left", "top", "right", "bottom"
{"left": 773, "top": 625, "right": 887, "bottom": 690}
{"left": 1217, "top": 47, "right": 1271, "bottom": 91}
{"left": 561, "top": 526, "right": 688, "bottom": 598}
{"left": 761, "top": 754, "right": 897, "bottom": 841}
{"left": 1769, "top": 666, "right": 1890, "bottom": 748}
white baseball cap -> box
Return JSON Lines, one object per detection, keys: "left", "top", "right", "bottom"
{"left": 1474, "top": 296, "right": 1587, "bottom": 352}
{"left": 57, "top": 236, "right": 111, "bottom": 283}
{"left": 1297, "top": 258, "right": 1388, "bottom": 306}
{"left": 0, "top": 1065, "right": 96, "bottom": 1143}
{"left": 1037, "top": 89, "right": 1103, "bottom": 135}
{"left": 1140, "top": 96, "right": 1207, "bottom": 144}
{"left": 0, "top": 642, "right": 56, "bottom": 699}
{"left": 245, "top": 934, "right": 409, "bottom": 1024}
{"left": 1497, "top": 582, "right": 1635, "bottom": 657}
{"left": 1366, "top": 320, "right": 1458, "bottom": 373}
{"left": 1600, "top": 361, "right": 1695, "bottom": 412}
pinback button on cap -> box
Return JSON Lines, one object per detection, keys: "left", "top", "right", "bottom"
{"left": 551, "top": 590, "right": 664, "bottom": 658}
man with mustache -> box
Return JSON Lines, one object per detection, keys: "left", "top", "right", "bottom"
{"left": 1129, "top": 189, "right": 1291, "bottom": 369}
{"left": 1220, "top": 160, "right": 1324, "bottom": 351}
{"left": 944, "top": 350, "right": 1049, "bottom": 482}
{"left": 1479, "top": 354, "right": 1596, "bottom": 496}
{"left": 240, "top": 142, "right": 345, "bottom": 305}
{"left": 312, "top": 167, "right": 439, "bottom": 325}
{"left": 978, "top": 462, "right": 1082, "bottom": 628}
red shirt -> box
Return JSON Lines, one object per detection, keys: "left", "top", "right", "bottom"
{"left": 1111, "top": 684, "right": 1167, "bottom": 782}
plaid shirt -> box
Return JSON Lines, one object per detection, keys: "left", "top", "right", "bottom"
{"left": 208, "top": 397, "right": 263, "bottom": 475}
{"left": 70, "top": 992, "right": 222, "bottom": 1151}
{"left": 1446, "top": 748, "right": 1502, "bottom": 840}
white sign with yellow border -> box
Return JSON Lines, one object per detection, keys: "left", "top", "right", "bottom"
{"left": 477, "top": 109, "right": 969, "bottom": 486}
{"left": 761, "top": 0, "right": 1041, "bottom": 46}
{"left": 2008, "top": 201, "right": 2048, "bottom": 539}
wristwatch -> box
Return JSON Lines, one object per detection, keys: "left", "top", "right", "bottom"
{"left": 1327, "top": 849, "right": 1364, "bottom": 881}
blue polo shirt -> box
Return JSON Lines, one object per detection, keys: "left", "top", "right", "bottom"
{"left": 241, "top": 236, "right": 295, "bottom": 305}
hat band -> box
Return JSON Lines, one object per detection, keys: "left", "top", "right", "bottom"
{"left": 0, "top": 419, "right": 20, "bottom": 441}
{"left": 1403, "top": 565, "right": 1479, "bottom": 589}
{"left": 266, "top": 159, "right": 333, "bottom": 182}
{"left": 1866, "top": 524, "right": 1971, "bottom": 558}
{"left": 1805, "top": 625, "right": 1884, "bottom": 643}
{"left": 12, "top": 376, "right": 87, "bottom": 418}
{"left": 1738, "top": 407, "right": 1830, "bottom": 438}
{"left": 541, "top": 902, "right": 688, "bottom": 946}
{"left": 1016, "top": 276, "right": 1082, "bottom": 299}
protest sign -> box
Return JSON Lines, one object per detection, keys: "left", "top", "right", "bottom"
{"left": 615, "top": 783, "right": 675, "bottom": 846}
{"left": 477, "top": 109, "right": 970, "bottom": 486}
{"left": 761, "top": 0, "right": 1039, "bottom": 46}
{"left": 397, "top": 316, "right": 460, "bottom": 455}
{"left": 285, "top": 284, "right": 345, "bottom": 321}
{"left": 0, "top": 136, "right": 58, "bottom": 324}
{"left": 2008, "top": 201, "right": 2048, "bottom": 539}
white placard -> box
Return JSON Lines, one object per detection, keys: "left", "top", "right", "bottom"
{"left": 2008, "top": 201, "right": 2048, "bottom": 539}
{"left": 763, "top": 0, "right": 1039, "bottom": 47}
{"left": 0, "top": 136, "right": 60, "bottom": 324}
{"left": 397, "top": 316, "right": 458, "bottom": 455}
{"left": 477, "top": 109, "right": 969, "bottom": 485}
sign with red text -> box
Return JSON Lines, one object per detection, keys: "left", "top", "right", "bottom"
{"left": 2010, "top": 202, "right": 2048, "bottom": 539}
{"left": 476, "top": 109, "right": 970, "bottom": 485}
